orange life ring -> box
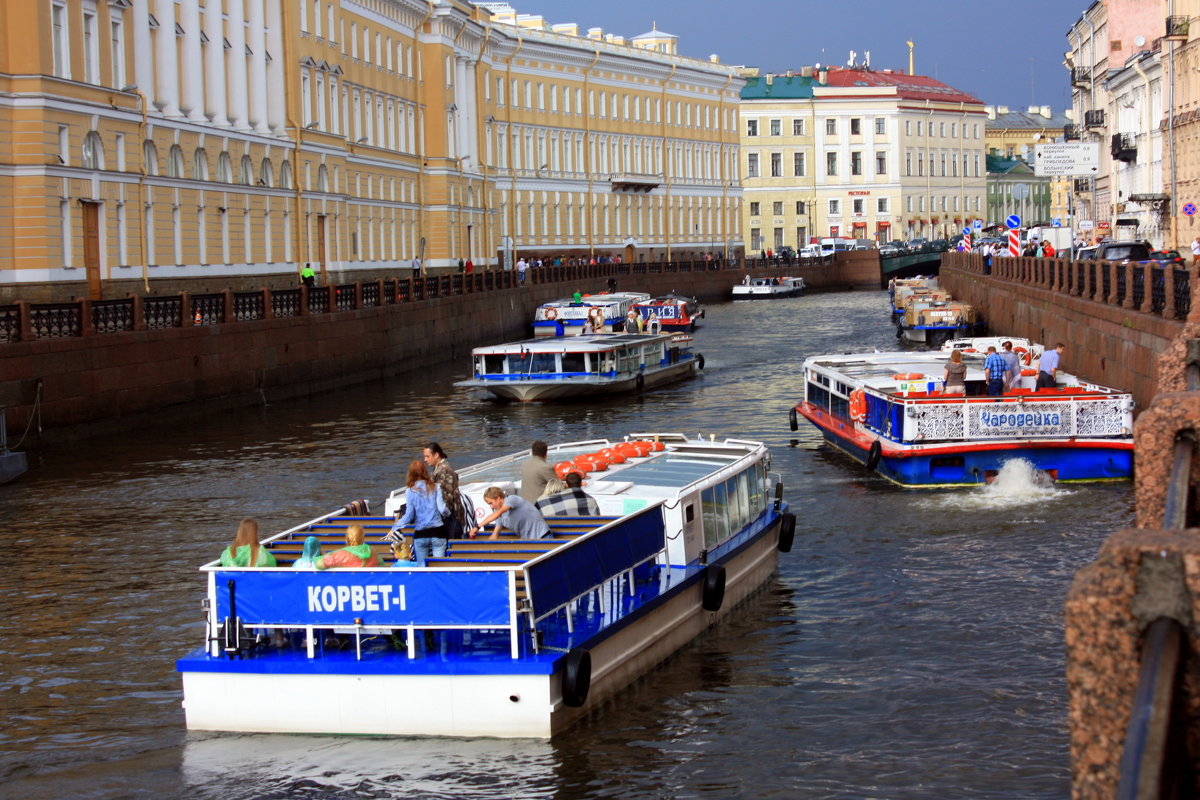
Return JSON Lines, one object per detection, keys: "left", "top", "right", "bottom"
{"left": 1014, "top": 346, "right": 1031, "bottom": 365}
{"left": 892, "top": 373, "right": 924, "bottom": 381}
{"left": 962, "top": 347, "right": 977, "bottom": 353}
{"left": 545, "top": 307, "right": 558, "bottom": 320}
{"left": 849, "top": 389, "right": 867, "bottom": 423}
{"left": 1020, "top": 368, "right": 1037, "bottom": 377}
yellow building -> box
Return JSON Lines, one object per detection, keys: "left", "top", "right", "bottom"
{"left": 0, "top": 0, "right": 742, "bottom": 302}
{"left": 984, "top": 105, "right": 1075, "bottom": 227}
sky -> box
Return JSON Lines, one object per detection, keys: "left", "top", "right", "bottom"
{"left": 499, "top": 0, "right": 1085, "bottom": 111}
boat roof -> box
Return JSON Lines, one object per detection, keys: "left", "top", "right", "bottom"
{"left": 538, "top": 292, "right": 649, "bottom": 308}
{"left": 470, "top": 333, "right": 678, "bottom": 354}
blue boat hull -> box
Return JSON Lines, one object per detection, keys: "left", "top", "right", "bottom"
{"left": 817, "top": 426, "right": 1132, "bottom": 488}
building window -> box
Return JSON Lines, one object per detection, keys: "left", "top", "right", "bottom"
{"left": 773, "top": 201, "right": 783, "bottom": 215}
{"left": 876, "top": 152, "right": 886, "bottom": 174}
{"left": 749, "top": 201, "right": 760, "bottom": 216}
{"left": 82, "top": 7, "right": 99, "bottom": 84}
{"left": 192, "top": 148, "right": 208, "bottom": 179}
{"left": 82, "top": 131, "right": 104, "bottom": 169}
{"left": 218, "top": 151, "right": 233, "bottom": 182}
{"left": 877, "top": 197, "right": 889, "bottom": 213}
{"left": 795, "top": 201, "right": 806, "bottom": 215}
{"left": 917, "top": 121, "right": 923, "bottom": 136}
{"left": 850, "top": 118, "right": 861, "bottom": 136}
{"left": 770, "top": 119, "right": 780, "bottom": 136}
{"left": 853, "top": 198, "right": 864, "bottom": 215}
{"left": 111, "top": 17, "right": 126, "bottom": 89}
{"left": 750, "top": 227, "right": 761, "bottom": 250}
{"left": 774, "top": 227, "right": 784, "bottom": 248}
{"left": 905, "top": 152, "right": 911, "bottom": 176}
{"left": 951, "top": 123, "right": 957, "bottom": 137}
{"left": 167, "top": 144, "right": 183, "bottom": 177}
{"left": 793, "top": 118, "right": 805, "bottom": 136}
{"left": 793, "top": 152, "right": 806, "bottom": 176}
{"left": 828, "top": 199, "right": 840, "bottom": 215}
{"left": 796, "top": 226, "right": 807, "bottom": 245}
{"left": 826, "top": 152, "right": 837, "bottom": 176}
{"left": 143, "top": 140, "right": 159, "bottom": 176}
{"left": 770, "top": 152, "right": 781, "bottom": 177}
{"left": 850, "top": 151, "right": 862, "bottom": 175}
{"left": 240, "top": 155, "right": 254, "bottom": 185}
{"left": 746, "top": 119, "right": 757, "bottom": 137}
{"left": 747, "top": 153, "right": 759, "bottom": 178}
{"left": 875, "top": 117, "right": 885, "bottom": 135}
{"left": 825, "top": 118, "right": 836, "bottom": 135}
{"left": 905, "top": 120, "right": 911, "bottom": 136}
{"left": 51, "top": 1, "right": 70, "bottom": 78}
{"left": 260, "top": 158, "right": 273, "bottom": 187}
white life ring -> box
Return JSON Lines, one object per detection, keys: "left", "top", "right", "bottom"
{"left": 545, "top": 307, "right": 558, "bottom": 320}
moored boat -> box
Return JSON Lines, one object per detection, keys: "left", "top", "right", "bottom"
{"left": 631, "top": 293, "right": 704, "bottom": 332}
{"left": 454, "top": 332, "right": 703, "bottom": 401}
{"left": 888, "top": 277, "right": 939, "bottom": 316}
{"left": 789, "top": 350, "right": 1133, "bottom": 487}
{"left": 176, "top": 434, "right": 794, "bottom": 738}
{"left": 731, "top": 276, "right": 806, "bottom": 300}
{"left": 897, "top": 298, "right": 979, "bottom": 347}
{"left": 532, "top": 292, "right": 650, "bottom": 337}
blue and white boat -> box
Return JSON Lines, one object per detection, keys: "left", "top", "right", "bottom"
{"left": 789, "top": 351, "right": 1134, "bottom": 487}
{"left": 532, "top": 292, "right": 650, "bottom": 336}
{"left": 731, "top": 276, "right": 806, "bottom": 300}
{"left": 454, "top": 332, "right": 703, "bottom": 402}
{"left": 897, "top": 298, "right": 980, "bottom": 348}
{"left": 176, "top": 434, "right": 793, "bottom": 738}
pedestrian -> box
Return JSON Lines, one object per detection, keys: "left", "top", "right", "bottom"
{"left": 1037, "top": 342, "right": 1065, "bottom": 390}
{"left": 999, "top": 340, "right": 1022, "bottom": 391}
{"left": 465, "top": 258, "right": 474, "bottom": 273}
{"left": 412, "top": 255, "right": 422, "bottom": 280}
{"left": 983, "top": 346, "right": 1007, "bottom": 396}
{"left": 519, "top": 440, "right": 558, "bottom": 503}
{"left": 300, "top": 262, "right": 316, "bottom": 289}
{"left": 1191, "top": 237, "right": 1200, "bottom": 267}
{"left": 517, "top": 257, "right": 529, "bottom": 283}
{"left": 457, "top": 258, "right": 465, "bottom": 273}
{"left": 423, "top": 441, "right": 467, "bottom": 541}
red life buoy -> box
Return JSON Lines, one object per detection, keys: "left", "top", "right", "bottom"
{"left": 545, "top": 307, "right": 558, "bottom": 320}
{"left": 1014, "top": 346, "right": 1031, "bottom": 365}
{"left": 892, "top": 373, "right": 924, "bottom": 381}
{"left": 849, "top": 389, "right": 867, "bottom": 423}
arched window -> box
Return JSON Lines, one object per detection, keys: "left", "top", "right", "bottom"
{"left": 259, "top": 158, "right": 273, "bottom": 187}
{"left": 317, "top": 163, "right": 329, "bottom": 192}
{"left": 82, "top": 131, "right": 104, "bottom": 169}
{"left": 240, "top": 154, "right": 254, "bottom": 185}
{"left": 192, "top": 148, "right": 209, "bottom": 180}
{"left": 279, "top": 159, "right": 292, "bottom": 189}
{"left": 142, "top": 139, "right": 158, "bottom": 175}
{"left": 217, "top": 151, "right": 233, "bottom": 182}
{"left": 167, "top": 144, "right": 184, "bottom": 178}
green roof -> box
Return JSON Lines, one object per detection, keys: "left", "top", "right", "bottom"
{"left": 740, "top": 75, "right": 815, "bottom": 100}
{"left": 986, "top": 154, "right": 1033, "bottom": 175}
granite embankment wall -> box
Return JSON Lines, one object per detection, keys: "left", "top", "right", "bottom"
{"left": 940, "top": 252, "right": 1191, "bottom": 410}
{"left": 0, "top": 253, "right": 880, "bottom": 441}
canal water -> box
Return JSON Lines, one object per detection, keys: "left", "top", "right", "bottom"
{"left": 0, "top": 291, "right": 1131, "bottom": 799}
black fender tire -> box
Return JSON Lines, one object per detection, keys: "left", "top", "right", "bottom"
{"left": 895, "top": 324, "right": 903, "bottom": 339}
{"left": 635, "top": 373, "right": 645, "bottom": 392}
{"left": 777, "top": 512, "right": 796, "bottom": 553}
{"left": 561, "top": 648, "right": 592, "bottom": 707}
{"left": 865, "top": 440, "right": 883, "bottom": 471}
{"left": 702, "top": 564, "right": 727, "bottom": 612}
{"left": 789, "top": 406, "right": 799, "bottom": 432}
{"left": 696, "top": 354, "right": 705, "bottom": 370}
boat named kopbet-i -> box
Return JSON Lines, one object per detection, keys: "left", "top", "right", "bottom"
{"left": 532, "top": 292, "right": 650, "bottom": 337}
{"left": 631, "top": 293, "right": 704, "bottom": 332}
{"left": 454, "top": 332, "right": 703, "bottom": 401}
{"left": 176, "top": 433, "right": 794, "bottom": 738}
{"left": 789, "top": 350, "right": 1133, "bottom": 487}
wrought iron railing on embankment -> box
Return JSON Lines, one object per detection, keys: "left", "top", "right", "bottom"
{"left": 0, "top": 259, "right": 747, "bottom": 345}
{"left": 942, "top": 251, "right": 1191, "bottom": 321}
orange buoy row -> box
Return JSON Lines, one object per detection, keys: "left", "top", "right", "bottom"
{"left": 553, "top": 439, "right": 663, "bottom": 478}
{"left": 892, "top": 373, "right": 924, "bottom": 381}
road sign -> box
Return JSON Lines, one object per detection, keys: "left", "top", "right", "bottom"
{"left": 1185, "top": 202, "right": 1197, "bottom": 217}
{"left": 1011, "top": 183, "right": 1029, "bottom": 201}
{"left": 1053, "top": 218, "right": 1062, "bottom": 227}
{"left": 1079, "top": 220, "right": 1094, "bottom": 230}
{"left": 961, "top": 227, "right": 971, "bottom": 237}
{"left": 1034, "top": 142, "right": 1100, "bottom": 176}
{"left": 1008, "top": 230, "right": 1020, "bottom": 257}
{"left": 972, "top": 219, "right": 983, "bottom": 231}
{"left": 1006, "top": 214, "right": 1021, "bottom": 229}
{"left": 963, "top": 234, "right": 972, "bottom": 253}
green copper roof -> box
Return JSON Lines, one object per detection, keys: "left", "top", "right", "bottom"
{"left": 740, "top": 75, "right": 815, "bottom": 100}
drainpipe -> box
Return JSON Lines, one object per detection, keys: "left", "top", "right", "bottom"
{"left": 126, "top": 86, "right": 150, "bottom": 292}
{"left": 583, "top": 47, "right": 599, "bottom": 261}
{"left": 504, "top": 33, "right": 525, "bottom": 269}
{"left": 661, "top": 62, "right": 677, "bottom": 262}
{"left": 1132, "top": 58, "right": 1152, "bottom": 241}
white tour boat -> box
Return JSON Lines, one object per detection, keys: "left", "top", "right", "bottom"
{"left": 532, "top": 292, "right": 650, "bottom": 337}
{"left": 789, "top": 350, "right": 1133, "bottom": 487}
{"left": 454, "top": 333, "right": 703, "bottom": 402}
{"left": 731, "top": 276, "right": 806, "bottom": 300}
{"left": 176, "top": 434, "right": 795, "bottom": 738}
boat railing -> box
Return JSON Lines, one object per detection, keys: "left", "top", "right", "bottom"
{"left": 885, "top": 391, "right": 1134, "bottom": 443}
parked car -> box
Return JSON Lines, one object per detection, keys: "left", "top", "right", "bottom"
{"left": 1150, "top": 249, "right": 1185, "bottom": 266}
{"left": 776, "top": 245, "right": 797, "bottom": 261}
{"left": 907, "top": 238, "right": 930, "bottom": 253}
{"left": 799, "top": 244, "right": 822, "bottom": 259}
{"left": 1077, "top": 241, "right": 1153, "bottom": 263}
{"left": 878, "top": 242, "right": 903, "bottom": 256}
{"left": 928, "top": 239, "right": 950, "bottom": 253}
{"left": 887, "top": 240, "right": 909, "bottom": 253}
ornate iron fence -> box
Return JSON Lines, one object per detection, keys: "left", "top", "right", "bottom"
{"left": 192, "top": 293, "right": 225, "bottom": 325}
{"left": 29, "top": 303, "right": 82, "bottom": 338}
{"left": 145, "top": 296, "right": 182, "bottom": 330}
{"left": 92, "top": 298, "right": 135, "bottom": 334}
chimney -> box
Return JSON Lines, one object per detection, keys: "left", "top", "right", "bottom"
{"left": 800, "top": 65, "right": 813, "bottom": 78}
{"left": 818, "top": 67, "right": 828, "bottom": 85}
{"left": 785, "top": 68, "right": 794, "bottom": 77}
{"left": 709, "top": 54, "right": 720, "bottom": 63}
{"left": 997, "top": 105, "right": 1009, "bottom": 115}
{"left": 1041, "top": 105, "right": 1051, "bottom": 118}
{"left": 766, "top": 74, "right": 773, "bottom": 86}
{"left": 985, "top": 105, "right": 996, "bottom": 119}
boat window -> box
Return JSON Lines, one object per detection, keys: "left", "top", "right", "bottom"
{"left": 701, "top": 482, "right": 730, "bottom": 548}
{"left": 807, "top": 382, "right": 830, "bottom": 410}
{"left": 727, "top": 474, "right": 749, "bottom": 533}
{"left": 505, "top": 352, "right": 557, "bottom": 374}
{"left": 481, "top": 355, "right": 505, "bottom": 374}
{"left": 685, "top": 503, "right": 695, "bottom": 523}
{"left": 561, "top": 353, "right": 585, "bottom": 374}
{"left": 749, "top": 462, "right": 766, "bottom": 512}
{"left": 830, "top": 393, "right": 849, "bottom": 419}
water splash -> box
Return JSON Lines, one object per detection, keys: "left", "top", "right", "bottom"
{"left": 982, "top": 458, "right": 1064, "bottom": 499}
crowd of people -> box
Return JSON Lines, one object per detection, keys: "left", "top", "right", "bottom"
{"left": 944, "top": 341, "right": 1066, "bottom": 397}
{"left": 217, "top": 439, "right": 603, "bottom": 570}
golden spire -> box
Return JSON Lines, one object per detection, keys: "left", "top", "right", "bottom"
{"left": 906, "top": 40, "right": 914, "bottom": 75}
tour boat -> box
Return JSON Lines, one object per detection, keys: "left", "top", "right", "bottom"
{"left": 939, "top": 336, "right": 1044, "bottom": 365}
{"left": 532, "top": 292, "right": 650, "bottom": 337}
{"left": 731, "top": 276, "right": 806, "bottom": 299}
{"left": 631, "top": 294, "right": 704, "bottom": 332}
{"left": 897, "top": 298, "right": 980, "bottom": 347}
{"left": 454, "top": 332, "right": 703, "bottom": 401}
{"left": 176, "top": 434, "right": 795, "bottom": 738}
{"left": 888, "top": 277, "right": 940, "bottom": 316}
{"left": 788, "top": 350, "right": 1134, "bottom": 488}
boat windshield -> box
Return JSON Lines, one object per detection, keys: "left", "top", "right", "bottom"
{"left": 609, "top": 453, "right": 739, "bottom": 490}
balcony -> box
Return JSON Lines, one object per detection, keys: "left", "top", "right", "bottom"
{"left": 1166, "top": 15, "right": 1190, "bottom": 42}
{"left": 1072, "top": 66, "right": 1092, "bottom": 87}
{"left": 1063, "top": 124, "right": 1081, "bottom": 141}
{"left": 1111, "top": 133, "right": 1137, "bottom": 163}
{"left": 1085, "top": 109, "right": 1106, "bottom": 128}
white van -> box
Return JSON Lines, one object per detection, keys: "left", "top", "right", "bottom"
{"left": 819, "top": 238, "right": 855, "bottom": 257}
